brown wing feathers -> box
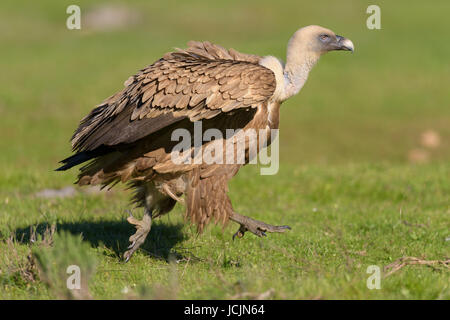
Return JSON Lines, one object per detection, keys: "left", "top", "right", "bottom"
{"left": 69, "top": 42, "right": 275, "bottom": 155}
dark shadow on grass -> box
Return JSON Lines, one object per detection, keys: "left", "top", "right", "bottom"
{"left": 13, "top": 219, "right": 189, "bottom": 262}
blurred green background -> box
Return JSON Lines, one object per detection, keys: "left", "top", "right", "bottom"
{"left": 0, "top": 0, "right": 448, "bottom": 299}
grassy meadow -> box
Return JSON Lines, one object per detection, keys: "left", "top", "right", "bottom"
{"left": 0, "top": 0, "right": 449, "bottom": 299}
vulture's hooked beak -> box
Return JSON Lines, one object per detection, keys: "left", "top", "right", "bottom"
{"left": 335, "top": 35, "right": 354, "bottom": 53}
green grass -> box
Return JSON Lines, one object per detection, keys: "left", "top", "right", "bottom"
{"left": 0, "top": 0, "right": 449, "bottom": 299}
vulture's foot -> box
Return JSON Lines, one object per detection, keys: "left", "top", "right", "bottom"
{"left": 230, "top": 212, "right": 291, "bottom": 240}
{"left": 124, "top": 210, "right": 152, "bottom": 262}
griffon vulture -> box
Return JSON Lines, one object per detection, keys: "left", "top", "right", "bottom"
{"left": 57, "top": 25, "right": 354, "bottom": 261}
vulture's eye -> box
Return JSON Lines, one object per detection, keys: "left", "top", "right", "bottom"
{"left": 319, "top": 34, "right": 330, "bottom": 41}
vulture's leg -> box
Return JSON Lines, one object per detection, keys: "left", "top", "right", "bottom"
{"left": 124, "top": 209, "right": 152, "bottom": 262}
{"left": 230, "top": 212, "right": 291, "bottom": 240}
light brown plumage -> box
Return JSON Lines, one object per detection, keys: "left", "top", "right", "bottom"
{"left": 70, "top": 42, "right": 275, "bottom": 153}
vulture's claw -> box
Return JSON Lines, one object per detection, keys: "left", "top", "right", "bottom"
{"left": 232, "top": 225, "right": 247, "bottom": 241}
{"left": 123, "top": 210, "right": 152, "bottom": 262}
{"left": 127, "top": 241, "right": 136, "bottom": 249}
{"left": 230, "top": 212, "right": 291, "bottom": 240}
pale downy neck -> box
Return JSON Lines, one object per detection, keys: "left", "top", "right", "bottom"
{"left": 282, "top": 51, "right": 319, "bottom": 101}
{"left": 280, "top": 36, "right": 320, "bottom": 101}
{"left": 258, "top": 34, "right": 321, "bottom": 102}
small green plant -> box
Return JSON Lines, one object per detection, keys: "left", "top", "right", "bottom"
{"left": 32, "top": 231, "right": 97, "bottom": 299}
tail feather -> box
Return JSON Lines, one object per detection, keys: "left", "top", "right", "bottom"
{"left": 55, "top": 147, "right": 111, "bottom": 171}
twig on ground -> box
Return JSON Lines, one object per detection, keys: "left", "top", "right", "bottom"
{"left": 384, "top": 256, "right": 450, "bottom": 278}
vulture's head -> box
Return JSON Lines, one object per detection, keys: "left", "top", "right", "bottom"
{"left": 261, "top": 25, "right": 355, "bottom": 101}
{"left": 288, "top": 25, "right": 354, "bottom": 59}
